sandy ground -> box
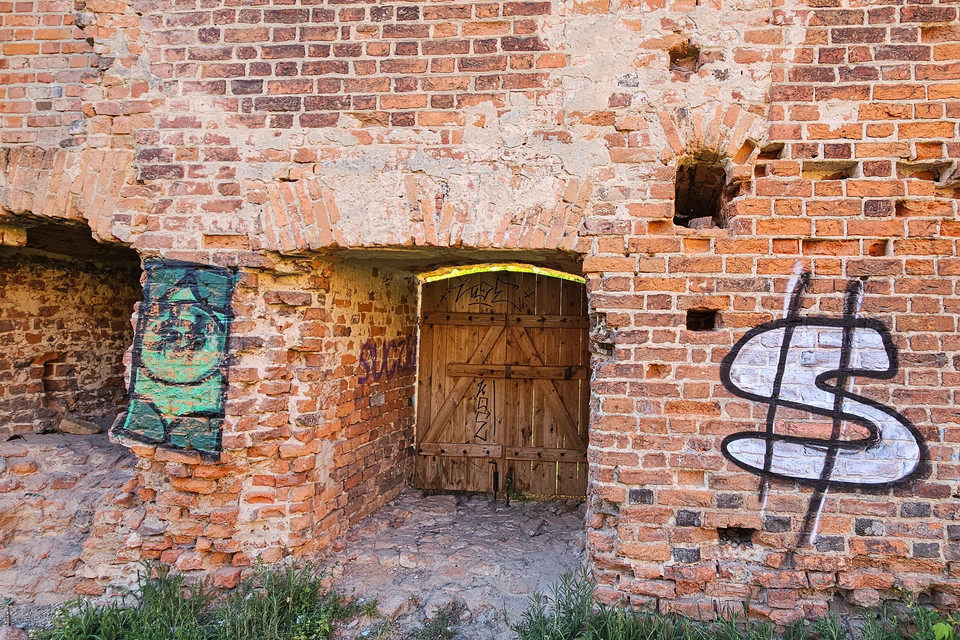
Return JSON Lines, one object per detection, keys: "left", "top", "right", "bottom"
{"left": 324, "top": 489, "right": 587, "bottom": 639}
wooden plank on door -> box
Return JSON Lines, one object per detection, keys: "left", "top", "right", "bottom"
{"left": 424, "top": 312, "right": 588, "bottom": 329}
{"left": 505, "top": 446, "right": 587, "bottom": 463}
{"left": 504, "top": 271, "right": 536, "bottom": 494}
{"left": 446, "top": 363, "right": 588, "bottom": 380}
{"left": 530, "top": 274, "right": 562, "bottom": 496}
{"left": 419, "top": 442, "right": 503, "bottom": 458}
{"left": 558, "top": 277, "right": 588, "bottom": 496}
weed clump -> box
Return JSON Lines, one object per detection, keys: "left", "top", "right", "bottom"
{"left": 29, "top": 563, "right": 373, "bottom": 640}
{"left": 513, "top": 572, "right": 960, "bottom": 640}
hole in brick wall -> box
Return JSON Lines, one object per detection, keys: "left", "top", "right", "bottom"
{"left": 868, "top": 239, "right": 891, "bottom": 257}
{"left": 686, "top": 309, "right": 718, "bottom": 332}
{"left": 733, "top": 141, "right": 756, "bottom": 165}
{"left": 758, "top": 143, "right": 784, "bottom": 160}
{"left": 589, "top": 311, "right": 615, "bottom": 357}
{"left": 42, "top": 356, "right": 70, "bottom": 411}
{"left": 645, "top": 363, "right": 671, "bottom": 379}
{"left": 0, "top": 221, "right": 142, "bottom": 439}
{"left": 717, "top": 527, "right": 755, "bottom": 547}
{"left": 801, "top": 160, "right": 858, "bottom": 180}
{"left": 668, "top": 40, "right": 701, "bottom": 75}
{"left": 897, "top": 160, "right": 952, "bottom": 182}
{"left": 674, "top": 152, "right": 729, "bottom": 229}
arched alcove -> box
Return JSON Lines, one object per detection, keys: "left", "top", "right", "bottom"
{"left": 673, "top": 150, "right": 729, "bottom": 229}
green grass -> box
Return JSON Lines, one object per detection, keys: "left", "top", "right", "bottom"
{"left": 513, "top": 572, "right": 960, "bottom": 640}
{"left": 30, "top": 563, "right": 374, "bottom": 640}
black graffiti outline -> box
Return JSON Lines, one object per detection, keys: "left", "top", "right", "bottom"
{"left": 719, "top": 276, "right": 928, "bottom": 543}
{"left": 474, "top": 379, "right": 492, "bottom": 442}
{"left": 449, "top": 276, "right": 522, "bottom": 311}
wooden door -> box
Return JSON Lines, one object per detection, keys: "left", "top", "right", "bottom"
{"left": 415, "top": 270, "right": 589, "bottom": 497}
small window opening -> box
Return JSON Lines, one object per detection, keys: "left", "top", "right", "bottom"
{"left": 686, "top": 309, "right": 718, "bottom": 331}
{"left": 801, "top": 160, "right": 858, "bottom": 181}
{"left": 668, "top": 40, "right": 701, "bottom": 75}
{"left": 897, "top": 160, "right": 952, "bottom": 182}
{"left": 758, "top": 143, "right": 784, "bottom": 160}
{"left": 718, "top": 527, "right": 755, "bottom": 547}
{"left": 674, "top": 152, "right": 728, "bottom": 229}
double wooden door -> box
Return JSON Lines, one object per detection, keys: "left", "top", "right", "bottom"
{"left": 414, "top": 270, "right": 589, "bottom": 497}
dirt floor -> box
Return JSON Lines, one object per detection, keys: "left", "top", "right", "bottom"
{"left": 2, "top": 431, "right": 137, "bottom": 629}
{"left": 324, "top": 488, "right": 587, "bottom": 640}
{"left": 4, "top": 469, "right": 586, "bottom": 639}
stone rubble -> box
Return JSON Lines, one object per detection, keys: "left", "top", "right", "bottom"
{"left": 0, "top": 433, "right": 136, "bottom": 626}
{"left": 322, "top": 489, "right": 587, "bottom": 640}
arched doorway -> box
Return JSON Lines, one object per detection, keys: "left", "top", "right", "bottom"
{"left": 414, "top": 264, "right": 589, "bottom": 498}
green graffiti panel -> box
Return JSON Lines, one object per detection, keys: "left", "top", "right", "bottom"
{"left": 114, "top": 260, "right": 237, "bottom": 456}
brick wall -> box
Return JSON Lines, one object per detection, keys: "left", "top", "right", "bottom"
{"left": 0, "top": 0, "right": 92, "bottom": 146}
{"left": 0, "top": 247, "right": 141, "bottom": 439}
{"left": 98, "top": 259, "right": 417, "bottom": 589}
{"left": 1, "top": 0, "right": 959, "bottom": 618}
{"left": 583, "top": 0, "right": 960, "bottom": 621}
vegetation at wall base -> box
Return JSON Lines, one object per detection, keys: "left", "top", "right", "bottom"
{"left": 29, "top": 562, "right": 375, "bottom": 640}
{"left": 513, "top": 572, "right": 960, "bottom": 640}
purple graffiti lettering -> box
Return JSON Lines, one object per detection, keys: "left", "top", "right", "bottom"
{"left": 358, "top": 336, "right": 417, "bottom": 384}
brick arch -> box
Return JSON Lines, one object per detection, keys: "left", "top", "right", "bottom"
{"left": 254, "top": 172, "right": 593, "bottom": 254}
{"left": 654, "top": 103, "right": 768, "bottom": 168}
{"left": 651, "top": 103, "right": 770, "bottom": 226}
{"left": 0, "top": 146, "right": 137, "bottom": 243}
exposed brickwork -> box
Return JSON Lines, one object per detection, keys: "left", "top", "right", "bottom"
{"left": 0, "top": 0, "right": 92, "bottom": 145}
{"left": 0, "top": 147, "right": 140, "bottom": 241}
{"left": 0, "top": 250, "right": 141, "bottom": 439}
{"left": 141, "top": 0, "right": 562, "bottom": 130}
{"left": 0, "top": 0, "right": 959, "bottom": 622}
{"left": 90, "top": 260, "right": 417, "bottom": 588}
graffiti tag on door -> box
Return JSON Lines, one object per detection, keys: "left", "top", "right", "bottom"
{"left": 439, "top": 276, "right": 532, "bottom": 311}
{"left": 473, "top": 379, "right": 492, "bottom": 442}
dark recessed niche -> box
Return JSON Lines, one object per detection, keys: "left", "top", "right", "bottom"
{"left": 758, "top": 143, "right": 785, "bottom": 160}
{"left": 897, "top": 160, "right": 952, "bottom": 182}
{"left": 867, "top": 239, "right": 890, "bottom": 257}
{"left": 668, "top": 40, "right": 701, "bottom": 75}
{"left": 674, "top": 152, "right": 729, "bottom": 229}
{"left": 801, "top": 160, "right": 858, "bottom": 181}
{"left": 718, "top": 527, "right": 755, "bottom": 547}
{"left": 686, "top": 309, "right": 718, "bottom": 332}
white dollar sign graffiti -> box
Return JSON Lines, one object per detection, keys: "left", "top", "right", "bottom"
{"left": 720, "top": 278, "right": 925, "bottom": 489}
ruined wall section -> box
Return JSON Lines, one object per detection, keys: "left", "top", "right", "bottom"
{"left": 0, "top": 433, "right": 137, "bottom": 604}
{"left": 0, "top": 0, "right": 156, "bottom": 243}
{"left": 0, "top": 0, "right": 93, "bottom": 146}
{"left": 94, "top": 259, "right": 417, "bottom": 589}
{"left": 119, "top": 0, "right": 778, "bottom": 257}
{"left": 585, "top": 0, "right": 960, "bottom": 622}
{"left": 0, "top": 251, "right": 142, "bottom": 439}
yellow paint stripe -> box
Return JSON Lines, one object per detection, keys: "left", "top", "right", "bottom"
{"left": 419, "top": 262, "right": 584, "bottom": 284}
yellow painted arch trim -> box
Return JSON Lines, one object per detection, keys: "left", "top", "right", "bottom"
{"left": 419, "top": 263, "right": 585, "bottom": 284}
